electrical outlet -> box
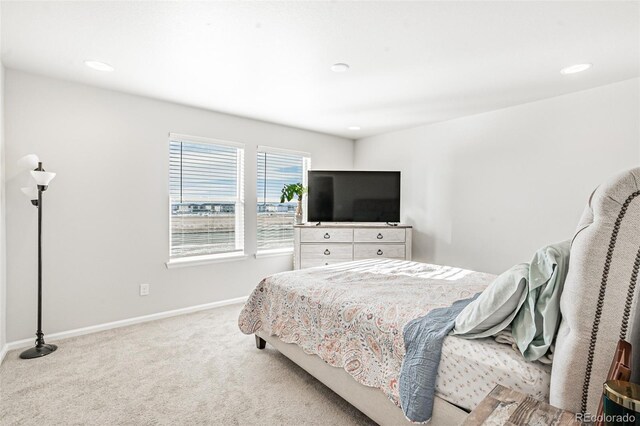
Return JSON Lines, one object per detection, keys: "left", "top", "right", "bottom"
{"left": 139, "top": 283, "right": 150, "bottom": 296}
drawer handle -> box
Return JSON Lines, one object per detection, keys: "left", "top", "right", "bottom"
{"left": 324, "top": 249, "right": 331, "bottom": 255}
{"left": 324, "top": 233, "right": 331, "bottom": 239}
{"left": 377, "top": 233, "right": 383, "bottom": 239}
{"left": 377, "top": 249, "right": 383, "bottom": 255}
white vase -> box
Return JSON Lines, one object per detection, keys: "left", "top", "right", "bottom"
{"left": 295, "top": 199, "right": 303, "bottom": 224}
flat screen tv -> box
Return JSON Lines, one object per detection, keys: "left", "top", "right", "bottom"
{"left": 307, "top": 171, "right": 400, "bottom": 222}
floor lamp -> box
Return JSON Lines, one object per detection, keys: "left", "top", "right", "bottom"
{"left": 18, "top": 154, "right": 57, "bottom": 359}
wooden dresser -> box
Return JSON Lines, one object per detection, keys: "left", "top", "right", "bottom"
{"left": 293, "top": 223, "right": 412, "bottom": 270}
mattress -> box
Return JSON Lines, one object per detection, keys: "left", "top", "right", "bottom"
{"left": 436, "top": 335, "right": 552, "bottom": 411}
{"left": 239, "top": 259, "right": 551, "bottom": 416}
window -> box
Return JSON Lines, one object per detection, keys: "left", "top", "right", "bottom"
{"left": 256, "top": 147, "right": 310, "bottom": 252}
{"left": 169, "top": 134, "right": 244, "bottom": 259}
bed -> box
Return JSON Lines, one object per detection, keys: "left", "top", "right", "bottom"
{"left": 238, "top": 167, "right": 640, "bottom": 425}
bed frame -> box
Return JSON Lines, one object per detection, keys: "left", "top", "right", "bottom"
{"left": 254, "top": 332, "right": 468, "bottom": 426}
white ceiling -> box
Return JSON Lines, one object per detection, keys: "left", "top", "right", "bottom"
{"left": 2, "top": 1, "right": 639, "bottom": 139}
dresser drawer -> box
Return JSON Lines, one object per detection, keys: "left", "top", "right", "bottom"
{"left": 300, "top": 228, "right": 353, "bottom": 243}
{"left": 301, "top": 244, "right": 353, "bottom": 262}
{"left": 354, "top": 244, "right": 405, "bottom": 260}
{"left": 300, "top": 258, "right": 352, "bottom": 269}
{"left": 353, "top": 228, "right": 405, "bottom": 243}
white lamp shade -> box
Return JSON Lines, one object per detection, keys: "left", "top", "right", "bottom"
{"left": 17, "top": 154, "right": 40, "bottom": 171}
{"left": 31, "top": 170, "right": 56, "bottom": 186}
{"left": 21, "top": 186, "right": 38, "bottom": 201}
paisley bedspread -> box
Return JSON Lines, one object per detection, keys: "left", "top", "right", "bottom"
{"left": 238, "top": 259, "right": 495, "bottom": 408}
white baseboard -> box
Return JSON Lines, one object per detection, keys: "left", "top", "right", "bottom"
{"left": 0, "top": 343, "right": 7, "bottom": 366}
{"left": 3, "top": 296, "right": 248, "bottom": 354}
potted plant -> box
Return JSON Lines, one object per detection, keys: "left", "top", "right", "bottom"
{"left": 281, "top": 183, "right": 307, "bottom": 224}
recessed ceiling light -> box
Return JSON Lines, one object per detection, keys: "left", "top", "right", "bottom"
{"left": 331, "top": 63, "right": 350, "bottom": 73}
{"left": 347, "top": 126, "right": 361, "bottom": 131}
{"left": 84, "top": 60, "right": 115, "bottom": 72}
{"left": 560, "top": 63, "right": 592, "bottom": 75}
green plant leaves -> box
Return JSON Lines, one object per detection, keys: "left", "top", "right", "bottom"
{"left": 280, "top": 183, "right": 306, "bottom": 203}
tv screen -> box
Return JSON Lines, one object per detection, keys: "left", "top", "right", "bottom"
{"left": 307, "top": 171, "right": 400, "bottom": 222}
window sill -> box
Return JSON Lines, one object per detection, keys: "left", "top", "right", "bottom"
{"left": 165, "top": 252, "right": 248, "bottom": 269}
{"left": 254, "top": 248, "right": 294, "bottom": 259}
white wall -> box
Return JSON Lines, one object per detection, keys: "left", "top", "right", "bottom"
{"left": 355, "top": 78, "right": 640, "bottom": 274}
{"left": 4, "top": 70, "right": 354, "bottom": 342}
{"left": 0, "top": 4, "right": 6, "bottom": 356}
{"left": 5, "top": 69, "right": 638, "bottom": 343}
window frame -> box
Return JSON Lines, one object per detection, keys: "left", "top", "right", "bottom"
{"left": 167, "top": 133, "right": 245, "bottom": 265}
{"left": 255, "top": 145, "right": 311, "bottom": 255}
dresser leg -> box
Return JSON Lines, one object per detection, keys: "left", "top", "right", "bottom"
{"left": 255, "top": 335, "right": 266, "bottom": 350}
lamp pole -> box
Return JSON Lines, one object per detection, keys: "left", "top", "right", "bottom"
{"left": 20, "top": 162, "right": 57, "bottom": 359}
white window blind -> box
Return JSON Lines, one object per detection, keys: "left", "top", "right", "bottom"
{"left": 169, "top": 136, "right": 245, "bottom": 258}
{"left": 256, "top": 149, "right": 310, "bottom": 252}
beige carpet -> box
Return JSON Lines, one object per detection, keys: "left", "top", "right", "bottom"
{"left": 0, "top": 304, "right": 375, "bottom": 426}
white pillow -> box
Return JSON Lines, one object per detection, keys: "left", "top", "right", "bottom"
{"left": 451, "top": 263, "right": 529, "bottom": 339}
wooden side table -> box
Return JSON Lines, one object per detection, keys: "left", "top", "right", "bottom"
{"left": 463, "top": 385, "right": 580, "bottom": 425}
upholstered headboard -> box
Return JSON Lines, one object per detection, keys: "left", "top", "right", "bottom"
{"left": 551, "top": 167, "right": 640, "bottom": 416}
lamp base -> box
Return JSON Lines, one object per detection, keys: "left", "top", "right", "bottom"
{"left": 19, "top": 344, "right": 57, "bottom": 359}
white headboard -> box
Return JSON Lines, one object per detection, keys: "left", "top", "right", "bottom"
{"left": 551, "top": 167, "right": 640, "bottom": 416}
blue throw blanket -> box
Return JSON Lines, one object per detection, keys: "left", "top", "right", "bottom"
{"left": 399, "top": 294, "right": 480, "bottom": 423}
